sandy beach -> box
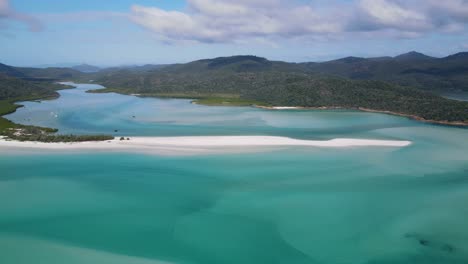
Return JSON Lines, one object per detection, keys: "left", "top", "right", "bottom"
{"left": 0, "top": 136, "right": 411, "bottom": 155}
{"left": 269, "top": 107, "right": 301, "bottom": 110}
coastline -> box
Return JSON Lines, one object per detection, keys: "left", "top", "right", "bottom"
{"left": 357, "top": 108, "right": 468, "bottom": 127}
{"left": 254, "top": 105, "right": 468, "bottom": 127}
{"left": 0, "top": 82, "right": 115, "bottom": 141}
{"left": 82, "top": 84, "right": 468, "bottom": 127}
{"left": 0, "top": 82, "right": 75, "bottom": 133}
{"left": 2, "top": 81, "right": 464, "bottom": 147}
{"left": 0, "top": 136, "right": 412, "bottom": 155}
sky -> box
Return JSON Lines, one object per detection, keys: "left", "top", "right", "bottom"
{"left": 0, "top": 0, "right": 467, "bottom": 67}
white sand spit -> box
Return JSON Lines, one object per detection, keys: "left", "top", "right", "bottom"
{"left": 270, "top": 107, "right": 300, "bottom": 110}
{"left": 0, "top": 136, "right": 411, "bottom": 155}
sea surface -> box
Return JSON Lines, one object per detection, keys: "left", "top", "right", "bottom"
{"left": 1, "top": 83, "right": 468, "bottom": 264}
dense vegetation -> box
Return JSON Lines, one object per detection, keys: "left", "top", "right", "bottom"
{"left": 89, "top": 56, "right": 468, "bottom": 125}
{"left": 0, "top": 73, "right": 64, "bottom": 132}
{"left": 0, "top": 71, "right": 113, "bottom": 142}
{"left": 2, "top": 126, "right": 114, "bottom": 142}
{"left": 0, "top": 100, "right": 20, "bottom": 132}
{"left": 0, "top": 62, "right": 83, "bottom": 81}
{"left": 303, "top": 51, "right": 468, "bottom": 92}
{"left": 1, "top": 53, "right": 468, "bottom": 131}
{"left": 0, "top": 73, "right": 71, "bottom": 100}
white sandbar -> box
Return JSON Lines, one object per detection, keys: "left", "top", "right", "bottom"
{"left": 0, "top": 136, "right": 411, "bottom": 155}
{"left": 269, "top": 107, "right": 301, "bottom": 110}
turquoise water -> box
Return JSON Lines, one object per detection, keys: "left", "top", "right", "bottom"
{"left": 5, "top": 83, "right": 422, "bottom": 140}
{"left": 1, "top": 83, "right": 468, "bottom": 264}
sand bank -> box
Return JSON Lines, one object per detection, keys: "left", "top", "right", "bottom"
{"left": 0, "top": 136, "right": 411, "bottom": 155}
{"left": 269, "top": 107, "right": 301, "bottom": 110}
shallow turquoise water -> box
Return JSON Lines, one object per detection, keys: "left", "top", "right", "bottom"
{"left": 5, "top": 83, "right": 422, "bottom": 140}
{"left": 1, "top": 83, "right": 468, "bottom": 264}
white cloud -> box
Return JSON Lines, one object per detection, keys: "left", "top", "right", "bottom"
{"left": 132, "top": 5, "right": 221, "bottom": 42}
{"left": 0, "top": 0, "right": 43, "bottom": 31}
{"left": 128, "top": 0, "right": 468, "bottom": 44}
{"left": 189, "top": 0, "right": 252, "bottom": 17}
{"left": 429, "top": 0, "right": 468, "bottom": 21}
{"left": 358, "top": 0, "right": 430, "bottom": 31}
{"left": 130, "top": 0, "right": 345, "bottom": 43}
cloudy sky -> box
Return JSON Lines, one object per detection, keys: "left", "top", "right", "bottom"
{"left": 1, "top": 0, "right": 467, "bottom": 66}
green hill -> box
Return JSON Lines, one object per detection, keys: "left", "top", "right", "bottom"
{"left": 304, "top": 52, "right": 468, "bottom": 92}
{"left": 0, "top": 73, "right": 68, "bottom": 132}
{"left": 1, "top": 53, "right": 468, "bottom": 128}
{"left": 158, "top": 55, "right": 303, "bottom": 74}
{"left": 393, "top": 51, "right": 435, "bottom": 62}
{"left": 0, "top": 63, "right": 84, "bottom": 132}
{"left": 108, "top": 52, "right": 468, "bottom": 94}
{"left": 0, "top": 73, "right": 60, "bottom": 100}
{"left": 71, "top": 64, "right": 101, "bottom": 73}
{"left": 90, "top": 56, "right": 468, "bottom": 125}
{"left": 0, "top": 63, "right": 27, "bottom": 78}
{"left": 0, "top": 63, "right": 83, "bottom": 81}
{"left": 0, "top": 70, "right": 112, "bottom": 141}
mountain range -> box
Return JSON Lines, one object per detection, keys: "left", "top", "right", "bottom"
{"left": 1, "top": 51, "right": 468, "bottom": 127}
{"left": 71, "top": 64, "right": 101, "bottom": 73}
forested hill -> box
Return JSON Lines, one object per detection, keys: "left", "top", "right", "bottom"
{"left": 0, "top": 62, "right": 81, "bottom": 101}
{"left": 71, "top": 64, "right": 101, "bottom": 73}
{"left": 88, "top": 51, "right": 468, "bottom": 93}
{"left": 0, "top": 73, "right": 59, "bottom": 100}
{"left": 0, "top": 65, "right": 77, "bottom": 132}
{"left": 303, "top": 51, "right": 468, "bottom": 92}
{"left": 0, "top": 63, "right": 83, "bottom": 81}
{"left": 0, "top": 66, "right": 112, "bottom": 141}
{"left": 159, "top": 55, "right": 304, "bottom": 73}
{"left": 89, "top": 55, "right": 468, "bottom": 125}
{"left": 1, "top": 52, "right": 468, "bottom": 126}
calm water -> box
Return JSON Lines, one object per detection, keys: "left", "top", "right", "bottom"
{"left": 1, "top": 83, "right": 468, "bottom": 264}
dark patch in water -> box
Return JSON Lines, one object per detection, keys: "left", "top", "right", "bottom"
{"left": 419, "top": 239, "right": 429, "bottom": 246}
{"left": 405, "top": 233, "right": 456, "bottom": 253}
{"left": 441, "top": 244, "right": 455, "bottom": 253}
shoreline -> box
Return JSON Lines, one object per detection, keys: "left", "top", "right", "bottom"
{"left": 76, "top": 83, "right": 468, "bottom": 127}
{"left": 357, "top": 108, "right": 468, "bottom": 127}
{"left": 1, "top": 82, "right": 76, "bottom": 133}
{"left": 0, "top": 136, "right": 412, "bottom": 155}
{"left": 254, "top": 105, "right": 468, "bottom": 127}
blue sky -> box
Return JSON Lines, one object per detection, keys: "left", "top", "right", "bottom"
{"left": 1, "top": 0, "right": 467, "bottom": 67}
